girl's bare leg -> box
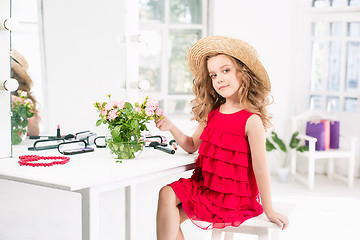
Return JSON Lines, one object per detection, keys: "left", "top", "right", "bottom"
{"left": 157, "top": 186, "right": 188, "bottom": 240}
{"left": 175, "top": 206, "right": 188, "bottom": 240}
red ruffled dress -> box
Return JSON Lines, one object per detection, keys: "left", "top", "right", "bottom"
{"left": 169, "top": 108, "right": 263, "bottom": 230}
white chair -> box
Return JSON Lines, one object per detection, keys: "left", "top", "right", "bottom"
{"left": 210, "top": 202, "right": 295, "bottom": 240}
{"left": 290, "top": 111, "right": 357, "bottom": 190}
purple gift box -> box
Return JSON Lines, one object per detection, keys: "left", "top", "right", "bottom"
{"left": 306, "top": 121, "right": 325, "bottom": 151}
{"left": 330, "top": 121, "right": 340, "bottom": 149}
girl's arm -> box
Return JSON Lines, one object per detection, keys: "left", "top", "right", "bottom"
{"left": 27, "top": 115, "right": 40, "bottom": 136}
{"left": 246, "top": 114, "right": 289, "bottom": 230}
{"left": 155, "top": 117, "right": 205, "bottom": 154}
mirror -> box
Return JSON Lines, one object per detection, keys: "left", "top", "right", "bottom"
{"left": 10, "top": 0, "right": 130, "bottom": 153}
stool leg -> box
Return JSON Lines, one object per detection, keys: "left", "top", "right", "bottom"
{"left": 211, "top": 229, "right": 222, "bottom": 240}
{"left": 308, "top": 157, "right": 315, "bottom": 190}
{"left": 327, "top": 158, "right": 334, "bottom": 180}
{"left": 258, "top": 233, "right": 269, "bottom": 240}
{"left": 348, "top": 153, "right": 355, "bottom": 188}
{"left": 224, "top": 232, "right": 234, "bottom": 240}
{"left": 258, "top": 228, "right": 271, "bottom": 240}
{"left": 269, "top": 228, "right": 280, "bottom": 240}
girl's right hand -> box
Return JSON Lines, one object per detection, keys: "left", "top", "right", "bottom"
{"left": 265, "top": 210, "right": 289, "bottom": 230}
{"left": 155, "top": 117, "right": 175, "bottom": 132}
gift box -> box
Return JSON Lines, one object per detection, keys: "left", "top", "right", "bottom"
{"left": 306, "top": 121, "right": 325, "bottom": 151}
{"left": 320, "top": 120, "right": 330, "bottom": 150}
{"left": 330, "top": 121, "right": 340, "bottom": 149}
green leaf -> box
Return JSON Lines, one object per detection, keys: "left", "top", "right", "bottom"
{"left": 11, "top": 131, "right": 22, "bottom": 145}
{"left": 111, "top": 126, "right": 121, "bottom": 138}
{"left": 289, "top": 131, "right": 301, "bottom": 149}
{"left": 21, "top": 118, "right": 28, "bottom": 128}
{"left": 266, "top": 138, "right": 277, "bottom": 151}
{"left": 125, "top": 102, "right": 133, "bottom": 110}
{"left": 96, "top": 119, "right": 102, "bottom": 126}
{"left": 297, "top": 145, "right": 309, "bottom": 152}
{"left": 271, "top": 131, "right": 287, "bottom": 152}
{"left": 132, "top": 120, "right": 139, "bottom": 131}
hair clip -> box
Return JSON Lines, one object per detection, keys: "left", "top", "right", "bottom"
{"left": 145, "top": 135, "right": 167, "bottom": 147}
{"left": 58, "top": 140, "right": 94, "bottom": 155}
{"left": 94, "top": 136, "right": 106, "bottom": 148}
{"left": 28, "top": 138, "right": 65, "bottom": 151}
{"left": 75, "top": 131, "right": 97, "bottom": 145}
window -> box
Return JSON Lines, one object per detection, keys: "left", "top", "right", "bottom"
{"left": 138, "top": 0, "right": 208, "bottom": 116}
{"left": 309, "top": 0, "right": 360, "bottom": 112}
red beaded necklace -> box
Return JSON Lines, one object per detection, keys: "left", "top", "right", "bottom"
{"left": 18, "top": 155, "right": 70, "bottom": 167}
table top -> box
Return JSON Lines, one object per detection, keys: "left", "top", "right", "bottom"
{"left": 0, "top": 145, "right": 197, "bottom": 191}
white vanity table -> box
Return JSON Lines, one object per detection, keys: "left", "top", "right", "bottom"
{"left": 0, "top": 143, "right": 196, "bottom": 240}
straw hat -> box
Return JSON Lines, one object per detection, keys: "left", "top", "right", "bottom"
{"left": 10, "top": 50, "right": 33, "bottom": 92}
{"left": 187, "top": 36, "right": 270, "bottom": 91}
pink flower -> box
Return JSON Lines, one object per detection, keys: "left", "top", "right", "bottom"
{"left": 107, "top": 109, "right": 118, "bottom": 120}
{"left": 145, "top": 107, "right": 155, "bottom": 117}
{"left": 146, "top": 98, "right": 159, "bottom": 109}
{"left": 11, "top": 95, "right": 23, "bottom": 103}
{"left": 104, "top": 103, "right": 114, "bottom": 110}
{"left": 118, "top": 101, "right": 126, "bottom": 109}
{"left": 155, "top": 108, "right": 164, "bottom": 117}
{"left": 135, "top": 107, "right": 142, "bottom": 113}
{"left": 24, "top": 98, "right": 33, "bottom": 105}
{"left": 112, "top": 101, "right": 125, "bottom": 109}
{"left": 100, "top": 109, "right": 107, "bottom": 116}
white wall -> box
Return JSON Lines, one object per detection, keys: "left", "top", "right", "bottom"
{"left": 0, "top": 0, "right": 11, "bottom": 158}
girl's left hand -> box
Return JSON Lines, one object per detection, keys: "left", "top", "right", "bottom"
{"left": 265, "top": 211, "right": 289, "bottom": 230}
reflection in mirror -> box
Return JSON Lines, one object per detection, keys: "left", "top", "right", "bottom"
{"left": 10, "top": 0, "right": 42, "bottom": 145}
{"left": 10, "top": 0, "right": 128, "bottom": 155}
{"left": 138, "top": 0, "right": 205, "bottom": 115}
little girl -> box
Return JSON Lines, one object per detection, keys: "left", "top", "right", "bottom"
{"left": 155, "top": 36, "right": 289, "bottom": 240}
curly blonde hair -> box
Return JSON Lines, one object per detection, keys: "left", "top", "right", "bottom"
{"left": 191, "top": 53, "right": 273, "bottom": 130}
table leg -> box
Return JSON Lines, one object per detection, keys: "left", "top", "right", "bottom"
{"left": 76, "top": 188, "right": 100, "bottom": 240}
{"left": 125, "top": 185, "right": 136, "bottom": 240}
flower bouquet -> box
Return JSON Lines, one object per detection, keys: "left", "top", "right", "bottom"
{"left": 94, "top": 95, "right": 164, "bottom": 161}
{"left": 11, "top": 91, "right": 35, "bottom": 145}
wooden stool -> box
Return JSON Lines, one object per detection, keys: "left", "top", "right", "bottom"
{"left": 211, "top": 202, "right": 295, "bottom": 240}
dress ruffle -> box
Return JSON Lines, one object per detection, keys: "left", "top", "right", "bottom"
{"left": 202, "top": 171, "right": 251, "bottom": 196}
{"left": 199, "top": 141, "right": 249, "bottom": 167}
{"left": 200, "top": 127, "right": 250, "bottom": 153}
{"left": 170, "top": 178, "right": 263, "bottom": 230}
{"left": 169, "top": 108, "right": 263, "bottom": 230}
{"left": 198, "top": 156, "right": 249, "bottom": 181}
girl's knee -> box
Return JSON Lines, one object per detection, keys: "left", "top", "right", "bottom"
{"left": 159, "top": 185, "right": 174, "bottom": 200}
{"left": 159, "top": 185, "right": 179, "bottom": 205}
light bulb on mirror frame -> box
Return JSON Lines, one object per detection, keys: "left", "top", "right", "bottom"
{"left": 138, "top": 79, "right": 150, "bottom": 90}
{"left": 0, "top": 18, "right": 19, "bottom": 30}
{"left": 1, "top": 78, "right": 19, "bottom": 92}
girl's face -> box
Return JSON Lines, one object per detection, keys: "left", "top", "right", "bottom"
{"left": 207, "top": 54, "right": 242, "bottom": 102}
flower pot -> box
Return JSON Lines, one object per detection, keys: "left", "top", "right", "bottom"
{"left": 106, "top": 131, "right": 145, "bottom": 160}
{"left": 277, "top": 167, "right": 289, "bottom": 183}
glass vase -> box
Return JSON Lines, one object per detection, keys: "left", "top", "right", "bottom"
{"left": 105, "top": 130, "right": 145, "bottom": 160}
{"left": 11, "top": 125, "right": 27, "bottom": 145}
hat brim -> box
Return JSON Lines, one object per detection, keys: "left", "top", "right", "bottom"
{"left": 187, "top": 36, "right": 270, "bottom": 91}
{"left": 11, "top": 59, "right": 33, "bottom": 91}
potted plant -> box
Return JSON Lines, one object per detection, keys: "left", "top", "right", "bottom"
{"left": 266, "top": 131, "right": 308, "bottom": 182}
{"left": 11, "top": 91, "right": 35, "bottom": 145}
{"left": 94, "top": 95, "right": 163, "bottom": 162}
